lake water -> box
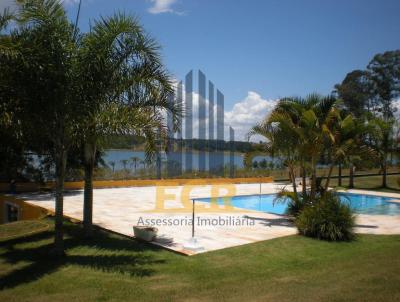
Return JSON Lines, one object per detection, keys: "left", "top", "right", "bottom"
{"left": 103, "top": 149, "right": 277, "bottom": 171}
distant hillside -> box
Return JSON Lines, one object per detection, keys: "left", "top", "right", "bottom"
{"left": 103, "top": 135, "right": 263, "bottom": 153}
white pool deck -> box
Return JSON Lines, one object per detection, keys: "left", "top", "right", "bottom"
{"left": 17, "top": 183, "right": 400, "bottom": 255}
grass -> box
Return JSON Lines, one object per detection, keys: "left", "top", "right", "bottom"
{"left": 332, "top": 174, "right": 400, "bottom": 193}
{"left": 1, "top": 219, "right": 400, "bottom": 301}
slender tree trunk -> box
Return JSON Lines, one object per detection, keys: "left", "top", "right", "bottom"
{"left": 324, "top": 164, "right": 334, "bottom": 191}
{"left": 53, "top": 148, "right": 67, "bottom": 256}
{"left": 310, "top": 158, "right": 317, "bottom": 200}
{"left": 288, "top": 167, "right": 297, "bottom": 195}
{"left": 338, "top": 163, "right": 342, "bottom": 186}
{"left": 382, "top": 160, "right": 387, "bottom": 188}
{"left": 302, "top": 165, "right": 306, "bottom": 196}
{"left": 349, "top": 163, "right": 354, "bottom": 189}
{"left": 83, "top": 141, "right": 96, "bottom": 237}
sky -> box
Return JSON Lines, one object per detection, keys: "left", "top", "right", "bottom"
{"left": 1, "top": 0, "right": 400, "bottom": 140}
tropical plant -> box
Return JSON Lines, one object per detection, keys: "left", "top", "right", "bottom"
{"left": 248, "top": 114, "right": 301, "bottom": 196}
{"left": 368, "top": 116, "right": 395, "bottom": 188}
{"left": 249, "top": 94, "right": 339, "bottom": 200}
{"left": 274, "top": 190, "right": 312, "bottom": 218}
{"left": 295, "top": 191, "right": 355, "bottom": 241}
{"left": 0, "top": 0, "right": 86, "bottom": 255}
{"left": 76, "top": 13, "right": 180, "bottom": 236}
{"left": 324, "top": 113, "right": 376, "bottom": 190}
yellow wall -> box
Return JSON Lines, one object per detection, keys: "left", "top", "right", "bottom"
{"left": 1, "top": 177, "right": 273, "bottom": 192}
{"left": 0, "top": 194, "right": 49, "bottom": 224}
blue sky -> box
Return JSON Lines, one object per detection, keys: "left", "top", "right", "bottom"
{"left": 2, "top": 0, "right": 399, "bottom": 139}
{"left": 62, "top": 0, "right": 400, "bottom": 102}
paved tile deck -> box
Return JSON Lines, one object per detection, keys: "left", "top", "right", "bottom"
{"left": 17, "top": 184, "right": 400, "bottom": 255}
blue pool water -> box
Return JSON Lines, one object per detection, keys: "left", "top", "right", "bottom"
{"left": 197, "top": 193, "right": 400, "bottom": 216}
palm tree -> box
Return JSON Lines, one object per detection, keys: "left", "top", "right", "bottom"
{"left": 249, "top": 119, "right": 300, "bottom": 195}
{"left": 76, "top": 13, "right": 181, "bottom": 236}
{"left": 368, "top": 117, "right": 395, "bottom": 188}
{"left": 323, "top": 114, "right": 374, "bottom": 190}
{"left": 249, "top": 94, "right": 339, "bottom": 199}
{"left": 0, "top": 0, "right": 82, "bottom": 255}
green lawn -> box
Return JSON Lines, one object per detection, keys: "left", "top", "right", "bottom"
{"left": 332, "top": 174, "right": 400, "bottom": 193}
{"left": 1, "top": 220, "right": 400, "bottom": 301}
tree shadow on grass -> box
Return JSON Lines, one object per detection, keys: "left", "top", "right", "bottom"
{"left": 0, "top": 221, "right": 167, "bottom": 290}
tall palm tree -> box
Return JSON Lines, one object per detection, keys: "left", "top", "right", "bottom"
{"left": 368, "top": 117, "right": 395, "bottom": 188}
{"left": 76, "top": 14, "right": 181, "bottom": 236}
{"left": 323, "top": 114, "right": 374, "bottom": 190}
{"left": 1, "top": 0, "right": 82, "bottom": 255}
{"left": 249, "top": 94, "right": 339, "bottom": 199}
{"left": 249, "top": 120, "right": 300, "bottom": 195}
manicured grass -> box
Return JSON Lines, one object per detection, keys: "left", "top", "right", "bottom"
{"left": 0, "top": 220, "right": 50, "bottom": 241}
{"left": 333, "top": 174, "right": 400, "bottom": 193}
{"left": 1, "top": 220, "right": 400, "bottom": 301}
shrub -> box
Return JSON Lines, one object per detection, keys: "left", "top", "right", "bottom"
{"left": 295, "top": 192, "right": 355, "bottom": 241}
{"left": 274, "top": 190, "right": 313, "bottom": 218}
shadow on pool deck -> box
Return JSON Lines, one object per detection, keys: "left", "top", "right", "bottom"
{"left": 354, "top": 224, "right": 379, "bottom": 229}
{"left": 244, "top": 215, "right": 294, "bottom": 228}
{"left": 244, "top": 214, "right": 380, "bottom": 230}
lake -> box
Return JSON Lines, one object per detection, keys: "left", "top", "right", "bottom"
{"left": 103, "top": 149, "right": 277, "bottom": 171}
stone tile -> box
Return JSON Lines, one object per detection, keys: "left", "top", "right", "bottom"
{"left": 17, "top": 184, "right": 400, "bottom": 255}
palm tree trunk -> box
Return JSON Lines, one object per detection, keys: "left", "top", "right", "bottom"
{"left": 288, "top": 167, "right": 297, "bottom": 195}
{"left": 324, "top": 164, "right": 334, "bottom": 191}
{"left": 338, "top": 163, "right": 342, "bottom": 186}
{"left": 310, "top": 158, "right": 317, "bottom": 200}
{"left": 302, "top": 165, "right": 306, "bottom": 196}
{"left": 83, "top": 142, "right": 96, "bottom": 237}
{"left": 349, "top": 163, "right": 354, "bottom": 189}
{"left": 53, "top": 148, "right": 67, "bottom": 256}
{"left": 382, "top": 160, "right": 387, "bottom": 188}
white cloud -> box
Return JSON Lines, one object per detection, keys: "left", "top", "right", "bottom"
{"left": 225, "top": 92, "right": 278, "bottom": 142}
{"left": 147, "top": 0, "right": 182, "bottom": 15}
{"left": 170, "top": 84, "right": 277, "bottom": 142}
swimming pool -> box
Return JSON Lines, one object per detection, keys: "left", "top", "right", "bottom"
{"left": 197, "top": 193, "right": 400, "bottom": 216}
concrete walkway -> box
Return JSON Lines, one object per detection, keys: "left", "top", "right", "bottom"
{"left": 17, "top": 183, "right": 400, "bottom": 255}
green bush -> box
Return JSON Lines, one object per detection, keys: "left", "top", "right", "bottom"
{"left": 274, "top": 190, "right": 313, "bottom": 218}
{"left": 295, "top": 192, "right": 355, "bottom": 241}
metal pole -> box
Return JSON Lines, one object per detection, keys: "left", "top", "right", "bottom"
{"left": 192, "top": 199, "right": 195, "bottom": 238}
